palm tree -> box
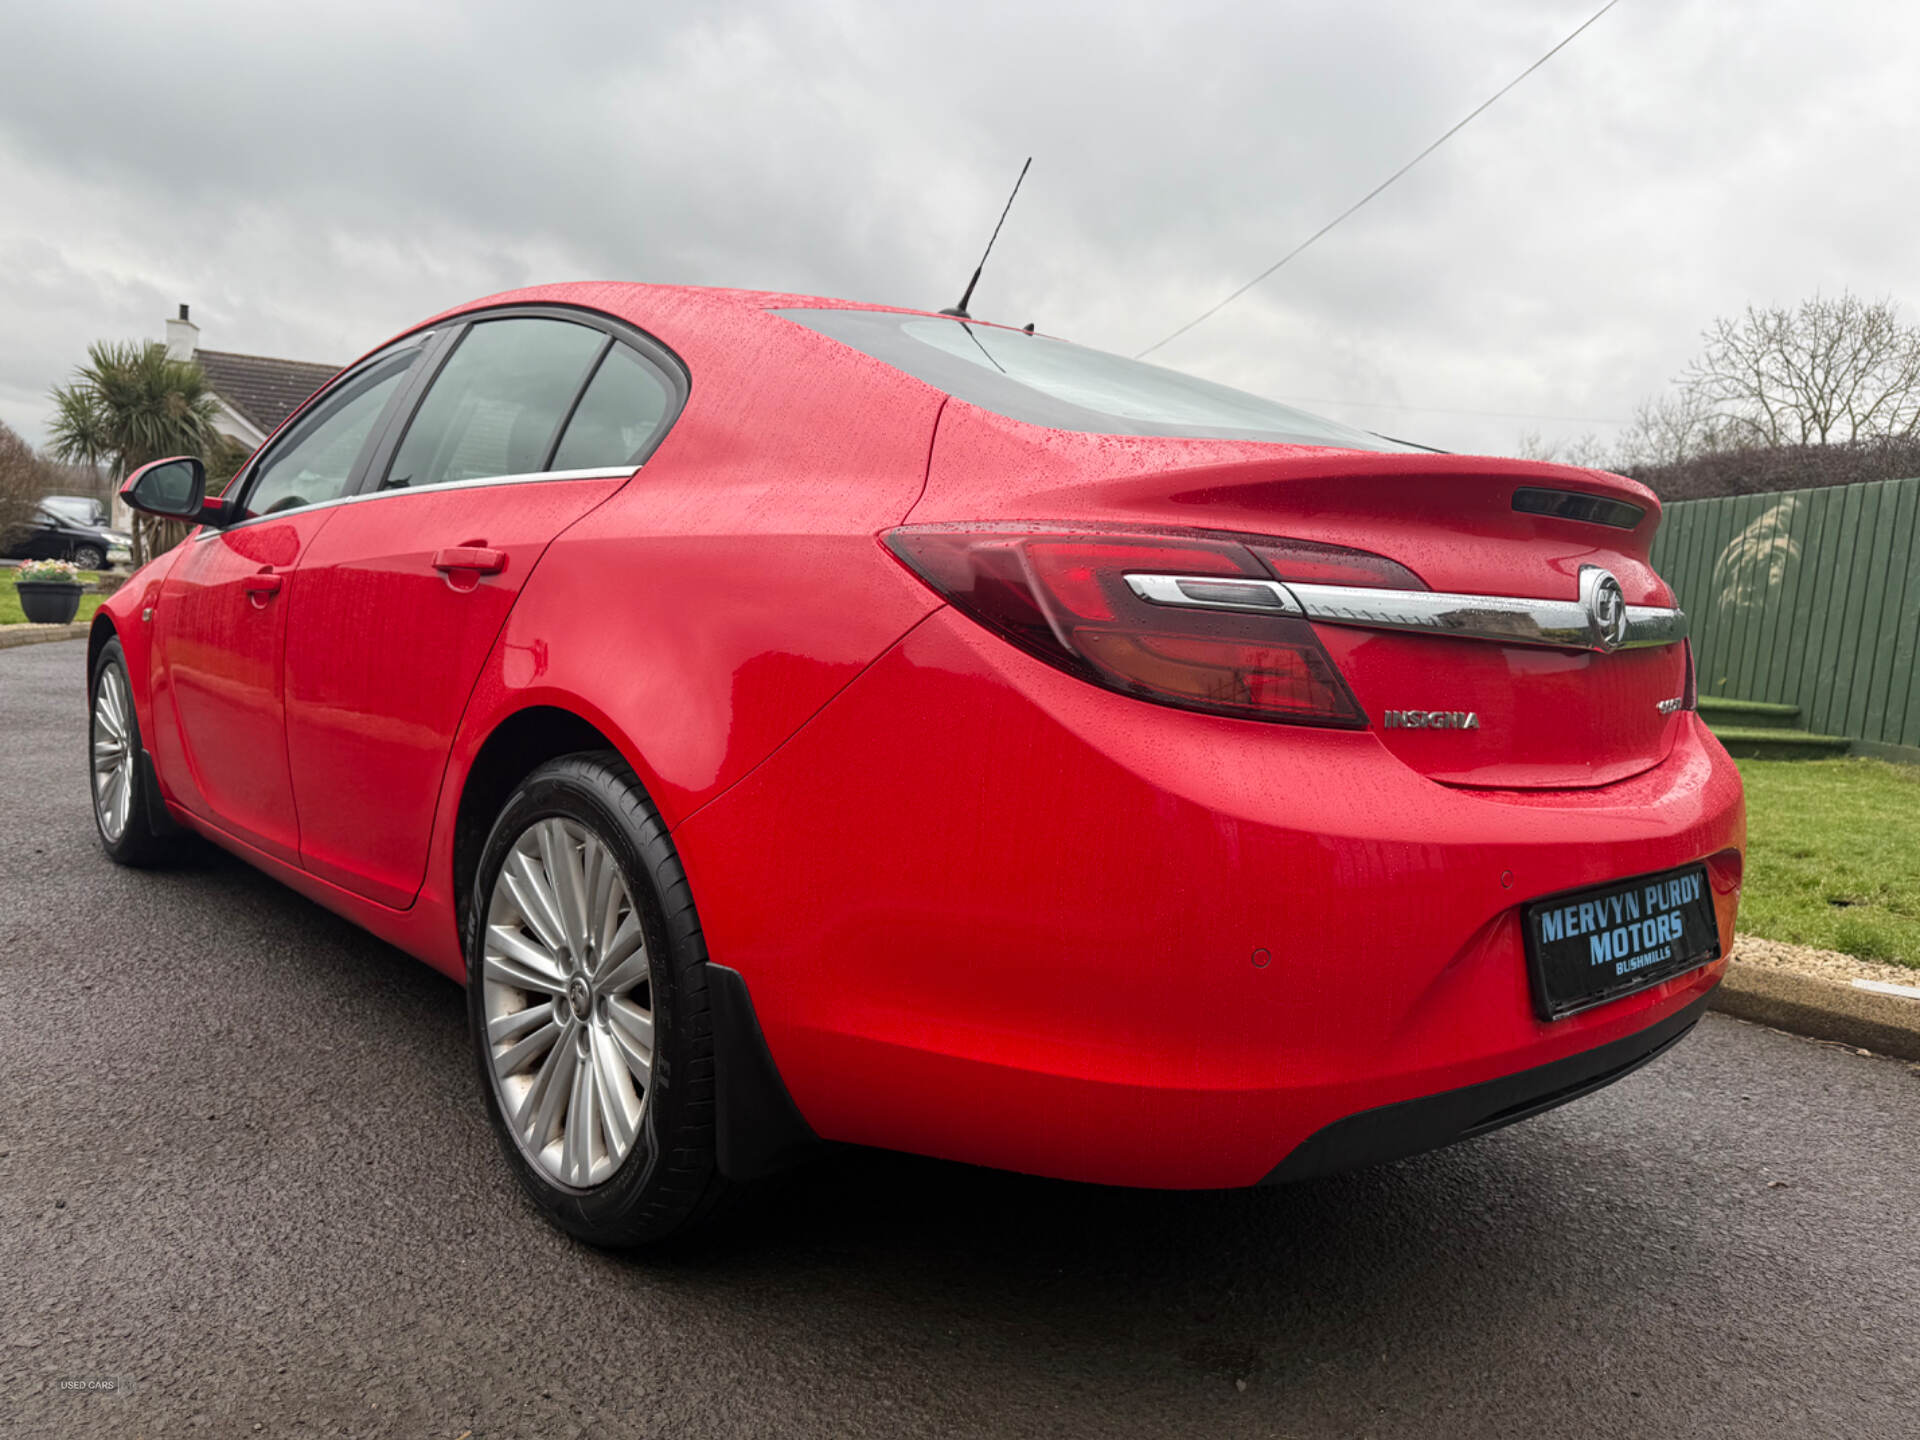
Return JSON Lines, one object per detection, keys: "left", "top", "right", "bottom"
{"left": 47, "top": 342, "right": 221, "bottom": 565}
{"left": 45, "top": 385, "right": 111, "bottom": 513}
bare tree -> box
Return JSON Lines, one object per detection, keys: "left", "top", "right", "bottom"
{"left": 1615, "top": 388, "right": 1731, "bottom": 469}
{"left": 1680, "top": 292, "right": 1920, "bottom": 447}
{"left": 1512, "top": 429, "right": 1557, "bottom": 462}
{"left": 1555, "top": 431, "right": 1619, "bottom": 471}
{"left": 1511, "top": 428, "right": 1626, "bottom": 472}
{"left": 0, "top": 421, "right": 49, "bottom": 548}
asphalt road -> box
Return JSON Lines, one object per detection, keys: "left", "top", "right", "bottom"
{"left": 3, "top": 637, "right": 1918, "bottom": 1439}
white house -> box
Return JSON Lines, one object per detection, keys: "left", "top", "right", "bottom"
{"left": 163, "top": 304, "right": 340, "bottom": 453}
{"left": 112, "top": 305, "right": 340, "bottom": 527}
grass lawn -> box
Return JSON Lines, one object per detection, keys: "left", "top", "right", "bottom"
{"left": 1736, "top": 756, "right": 1920, "bottom": 970}
{"left": 0, "top": 571, "right": 106, "bottom": 626}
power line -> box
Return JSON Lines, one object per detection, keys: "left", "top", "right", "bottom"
{"left": 1135, "top": 0, "right": 1623, "bottom": 360}
{"left": 1277, "top": 395, "right": 1628, "bottom": 425}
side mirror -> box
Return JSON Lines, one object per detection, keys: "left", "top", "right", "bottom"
{"left": 120, "top": 456, "right": 214, "bottom": 523}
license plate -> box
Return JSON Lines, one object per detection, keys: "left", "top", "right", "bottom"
{"left": 1523, "top": 862, "right": 1720, "bottom": 1020}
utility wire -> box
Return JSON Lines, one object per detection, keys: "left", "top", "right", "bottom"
{"left": 1277, "top": 396, "right": 1628, "bottom": 425}
{"left": 1135, "top": 0, "right": 1622, "bottom": 359}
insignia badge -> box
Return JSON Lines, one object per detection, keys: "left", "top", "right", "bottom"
{"left": 1383, "top": 711, "right": 1480, "bottom": 730}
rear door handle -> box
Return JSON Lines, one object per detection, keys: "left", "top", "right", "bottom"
{"left": 243, "top": 570, "right": 282, "bottom": 600}
{"left": 432, "top": 547, "right": 507, "bottom": 576}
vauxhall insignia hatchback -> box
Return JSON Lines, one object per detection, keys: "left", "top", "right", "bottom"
{"left": 94, "top": 284, "right": 1743, "bottom": 1244}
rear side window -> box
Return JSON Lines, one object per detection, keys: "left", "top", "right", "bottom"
{"left": 382, "top": 318, "right": 606, "bottom": 491}
{"left": 550, "top": 344, "right": 673, "bottom": 470}
{"left": 243, "top": 349, "right": 416, "bottom": 518}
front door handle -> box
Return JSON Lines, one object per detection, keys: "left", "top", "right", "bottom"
{"left": 432, "top": 547, "right": 507, "bottom": 577}
{"left": 243, "top": 570, "right": 282, "bottom": 605}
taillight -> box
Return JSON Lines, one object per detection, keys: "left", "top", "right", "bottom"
{"left": 1681, "top": 638, "right": 1699, "bottom": 711}
{"left": 884, "top": 523, "right": 1423, "bottom": 727}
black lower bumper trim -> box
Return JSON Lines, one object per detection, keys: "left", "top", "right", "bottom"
{"left": 1261, "top": 992, "right": 1712, "bottom": 1185}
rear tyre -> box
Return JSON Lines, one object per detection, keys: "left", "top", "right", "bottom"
{"left": 89, "top": 637, "right": 170, "bottom": 867}
{"left": 72, "top": 543, "right": 106, "bottom": 571}
{"left": 466, "top": 751, "right": 727, "bottom": 1247}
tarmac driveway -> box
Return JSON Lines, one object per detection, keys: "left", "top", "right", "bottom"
{"left": 3, "top": 638, "right": 1917, "bottom": 1438}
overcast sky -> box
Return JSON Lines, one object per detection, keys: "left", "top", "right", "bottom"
{"left": 2, "top": 0, "right": 1915, "bottom": 459}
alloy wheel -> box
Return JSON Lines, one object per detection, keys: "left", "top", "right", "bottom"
{"left": 91, "top": 665, "right": 136, "bottom": 843}
{"left": 482, "top": 817, "right": 655, "bottom": 1189}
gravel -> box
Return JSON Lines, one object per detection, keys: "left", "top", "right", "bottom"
{"left": 1731, "top": 932, "right": 1920, "bottom": 991}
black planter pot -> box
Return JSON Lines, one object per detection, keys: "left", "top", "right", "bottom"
{"left": 16, "top": 580, "right": 82, "bottom": 625}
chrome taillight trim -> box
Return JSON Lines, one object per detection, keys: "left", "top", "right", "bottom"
{"left": 1123, "top": 573, "right": 1303, "bottom": 615}
{"left": 1125, "top": 565, "right": 1687, "bottom": 653}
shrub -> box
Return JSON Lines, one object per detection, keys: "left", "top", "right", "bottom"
{"left": 1624, "top": 435, "right": 1920, "bottom": 502}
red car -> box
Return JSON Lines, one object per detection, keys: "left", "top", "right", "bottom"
{"left": 95, "top": 284, "right": 1743, "bottom": 1245}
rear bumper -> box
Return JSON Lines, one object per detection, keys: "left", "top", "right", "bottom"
{"left": 1263, "top": 993, "right": 1710, "bottom": 1183}
{"left": 676, "top": 606, "right": 1745, "bottom": 1190}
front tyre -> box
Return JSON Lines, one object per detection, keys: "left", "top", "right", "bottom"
{"left": 89, "top": 636, "right": 170, "bottom": 867}
{"left": 466, "top": 752, "right": 726, "bottom": 1246}
{"left": 72, "top": 543, "right": 106, "bottom": 571}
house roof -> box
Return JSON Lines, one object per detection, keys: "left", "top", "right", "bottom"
{"left": 194, "top": 349, "right": 341, "bottom": 436}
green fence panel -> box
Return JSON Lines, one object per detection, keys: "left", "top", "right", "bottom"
{"left": 1702, "top": 495, "right": 1753, "bottom": 695}
{"left": 1864, "top": 479, "right": 1918, "bottom": 743}
{"left": 1789, "top": 487, "right": 1841, "bottom": 719}
{"left": 1769, "top": 490, "right": 1809, "bottom": 701}
{"left": 1738, "top": 492, "right": 1789, "bottom": 701}
{"left": 1849, "top": 481, "right": 1900, "bottom": 740}
{"left": 1812, "top": 484, "right": 1865, "bottom": 735}
{"left": 1883, "top": 482, "right": 1920, "bottom": 746}
{"left": 1695, "top": 498, "right": 1728, "bottom": 683}
{"left": 1649, "top": 475, "right": 1920, "bottom": 749}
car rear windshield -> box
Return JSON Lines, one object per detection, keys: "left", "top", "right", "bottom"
{"left": 777, "top": 307, "right": 1410, "bottom": 450}
{"left": 43, "top": 496, "right": 104, "bottom": 527}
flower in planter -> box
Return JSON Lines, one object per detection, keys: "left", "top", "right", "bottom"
{"left": 15, "top": 559, "right": 82, "bottom": 585}
{"left": 12, "top": 558, "right": 87, "bottom": 622}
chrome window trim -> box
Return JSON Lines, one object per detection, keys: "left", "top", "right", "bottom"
{"left": 197, "top": 466, "right": 638, "bottom": 540}
{"left": 1125, "top": 570, "right": 1687, "bottom": 652}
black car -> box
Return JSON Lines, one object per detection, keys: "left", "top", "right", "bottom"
{"left": 3, "top": 503, "right": 123, "bottom": 570}
{"left": 42, "top": 494, "right": 109, "bottom": 528}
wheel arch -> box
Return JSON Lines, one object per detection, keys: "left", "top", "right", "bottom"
{"left": 449, "top": 703, "right": 626, "bottom": 931}
{"left": 447, "top": 699, "right": 819, "bottom": 1182}
{"left": 86, "top": 611, "right": 118, "bottom": 687}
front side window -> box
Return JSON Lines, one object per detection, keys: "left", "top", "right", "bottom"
{"left": 549, "top": 344, "right": 673, "bottom": 470}
{"left": 382, "top": 318, "right": 606, "bottom": 491}
{"left": 778, "top": 307, "right": 1411, "bottom": 450}
{"left": 242, "top": 351, "right": 415, "bottom": 519}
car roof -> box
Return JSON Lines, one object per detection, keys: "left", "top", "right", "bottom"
{"left": 383, "top": 282, "right": 1037, "bottom": 362}
{"left": 425, "top": 281, "right": 959, "bottom": 326}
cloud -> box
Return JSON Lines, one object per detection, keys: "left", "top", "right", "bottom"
{"left": 3, "top": 0, "right": 1915, "bottom": 457}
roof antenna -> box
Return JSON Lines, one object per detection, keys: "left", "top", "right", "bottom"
{"left": 940, "top": 157, "right": 1031, "bottom": 320}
